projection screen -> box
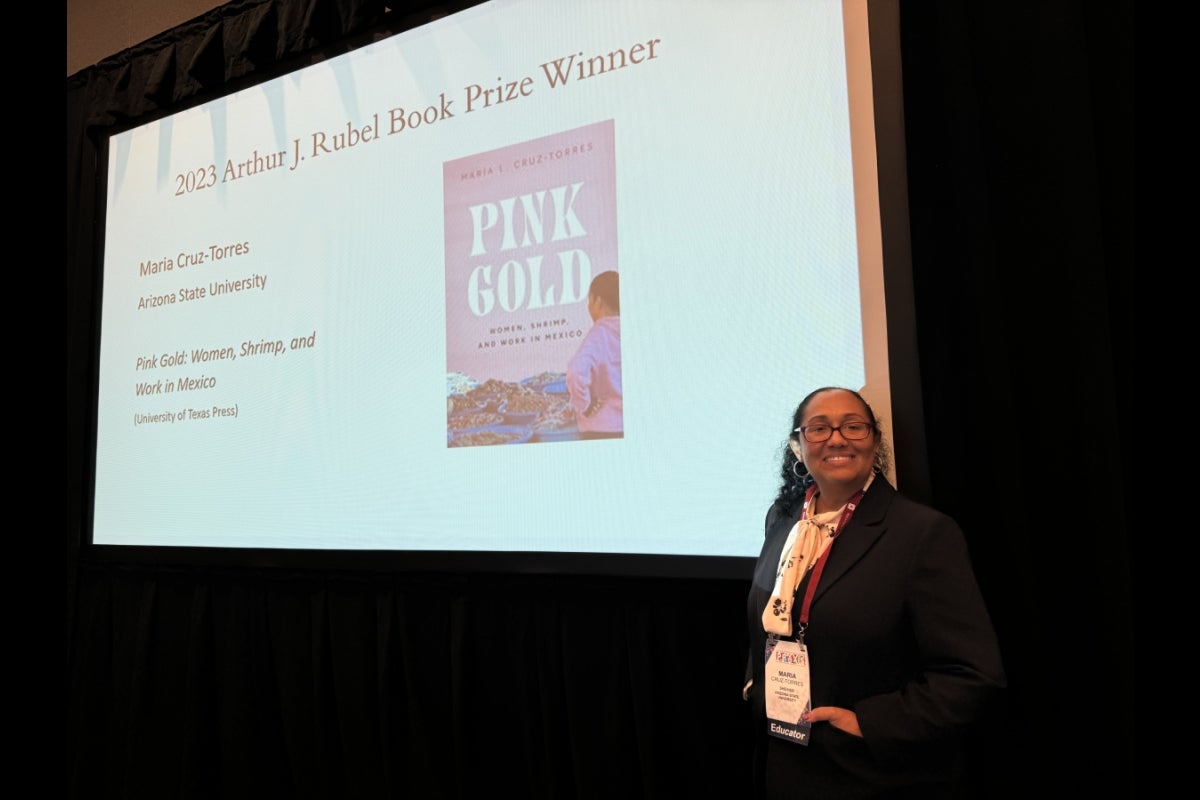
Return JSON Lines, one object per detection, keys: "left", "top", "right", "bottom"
{"left": 87, "top": 0, "right": 920, "bottom": 578}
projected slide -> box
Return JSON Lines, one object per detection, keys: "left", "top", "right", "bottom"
{"left": 93, "top": 0, "right": 890, "bottom": 559}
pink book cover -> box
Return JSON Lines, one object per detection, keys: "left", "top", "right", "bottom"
{"left": 444, "top": 120, "right": 619, "bottom": 448}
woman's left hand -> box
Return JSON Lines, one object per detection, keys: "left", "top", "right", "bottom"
{"left": 802, "top": 706, "right": 862, "bottom": 738}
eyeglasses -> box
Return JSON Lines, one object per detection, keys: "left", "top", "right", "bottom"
{"left": 795, "top": 422, "right": 873, "bottom": 443}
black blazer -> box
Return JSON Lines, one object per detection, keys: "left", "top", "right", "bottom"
{"left": 745, "top": 478, "right": 1006, "bottom": 795}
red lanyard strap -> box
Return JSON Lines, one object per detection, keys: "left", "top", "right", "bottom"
{"left": 796, "top": 484, "right": 865, "bottom": 635}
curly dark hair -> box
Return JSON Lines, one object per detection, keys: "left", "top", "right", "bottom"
{"left": 773, "top": 386, "right": 893, "bottom": 515}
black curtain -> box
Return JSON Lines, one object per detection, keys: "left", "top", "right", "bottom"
{"left": 67, "top": 2, "right": 1133, "bottom": 797}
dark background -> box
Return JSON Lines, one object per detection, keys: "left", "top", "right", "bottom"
{"left": 67, "top": 1, "right": 1133, "bottom": 797}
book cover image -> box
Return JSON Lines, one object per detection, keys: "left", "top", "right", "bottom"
{"left": 444, "top": 120, "right": 620, "bottom": 448}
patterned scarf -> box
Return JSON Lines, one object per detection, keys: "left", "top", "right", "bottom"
{"left": 761, "top": 505, "right": 842, "bottom": 635}
{"left": 761, "top": 473, "right": 874, "bottom": 636}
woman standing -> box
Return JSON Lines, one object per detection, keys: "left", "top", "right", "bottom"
{"left": 745, "top": 387, "right": 1005, "bottom": 799}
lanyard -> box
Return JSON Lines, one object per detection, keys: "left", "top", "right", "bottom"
{"left": 795, "top": 483, "right": 865, "bottom": 638}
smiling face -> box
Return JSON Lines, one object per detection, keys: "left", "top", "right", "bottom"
{"left": 790, "top": 388, "right": 879, "bottom": 502}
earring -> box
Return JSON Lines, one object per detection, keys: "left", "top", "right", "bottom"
{"left": 792, "top": 460, "right": 807, "bottom": 479}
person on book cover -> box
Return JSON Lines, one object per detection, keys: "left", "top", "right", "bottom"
{"left": 567, "top": 270, "right": 622, "bottom": 439}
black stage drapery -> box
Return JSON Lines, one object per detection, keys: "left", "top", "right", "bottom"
{"left": 67, "top": 2, "right": 1133, "bottom": 797}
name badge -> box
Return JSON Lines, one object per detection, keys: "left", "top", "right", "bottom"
{"left": 764, "top": 636, "right": 811, "bottom": 745}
